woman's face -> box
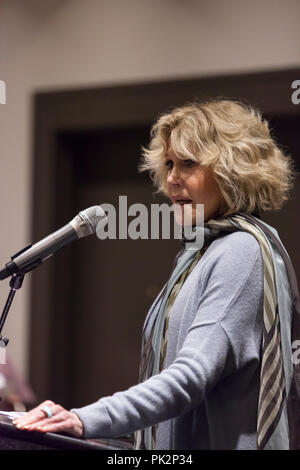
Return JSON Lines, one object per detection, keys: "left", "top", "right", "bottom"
{"left": 165, "top": 140, "right": 223, "bottom": 224}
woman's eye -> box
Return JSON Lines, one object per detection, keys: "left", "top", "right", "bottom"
{"left": 164, "top": 159, "right": 196, "bottom": 171}
{"left": 164, "top": 160, "right": 173, "bottom": 169}
{"left": 183, "top": 159, "right": 197, "bottom": 168}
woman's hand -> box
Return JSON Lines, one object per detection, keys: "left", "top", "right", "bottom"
{"left": 12, "top": 400, "right": 84, "bottom": 438}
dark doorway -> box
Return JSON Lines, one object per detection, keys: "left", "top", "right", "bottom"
{"left": 51, "top": 127, "right": 179, "bottom": 407}
{"left": 29, "top": 69, "right": 300, "bottom": 409}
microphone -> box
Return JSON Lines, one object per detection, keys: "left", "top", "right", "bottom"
{"left": 0, "top": 206, "right": 106, "bottom": 280}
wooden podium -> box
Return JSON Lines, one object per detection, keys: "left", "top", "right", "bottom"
{"left": 0, "top": 416, "right": 133, "bottom": 450}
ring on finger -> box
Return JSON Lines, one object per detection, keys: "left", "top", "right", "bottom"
{"left": 41, "top": 405, "right": 53, "bottom": 419}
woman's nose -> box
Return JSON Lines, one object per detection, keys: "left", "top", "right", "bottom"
{"left": 167, "top": 165, "right": 183, "bottom": 185}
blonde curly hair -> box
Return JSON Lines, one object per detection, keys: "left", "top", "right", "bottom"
{"left": 139, "top": 99, "right": 295, "bottom": 216}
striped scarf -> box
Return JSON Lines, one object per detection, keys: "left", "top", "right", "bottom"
{"left": 134, "top": 213, "right": 299, "bottom": 450}
{"left": 219, "top": 214, "right": 285, "bottom": 449}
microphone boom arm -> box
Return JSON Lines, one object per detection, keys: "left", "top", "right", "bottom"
{"left": 0, "top": 272, "right": 26, "bottom": 349}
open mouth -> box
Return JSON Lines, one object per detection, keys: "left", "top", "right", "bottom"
{"left": 174, "top": 199, "right": 192, "bottom": 205}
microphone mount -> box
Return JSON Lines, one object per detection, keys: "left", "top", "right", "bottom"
{"left": 0, "top": 245, "right": 35, "bottom": 349}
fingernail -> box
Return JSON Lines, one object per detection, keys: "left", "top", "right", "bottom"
{"left": 16, "top": 424, "right": 23, "bottom": 430}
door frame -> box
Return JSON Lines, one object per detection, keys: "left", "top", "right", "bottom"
{"left": 30, "top": 68, "right": 300, "bottom": 403}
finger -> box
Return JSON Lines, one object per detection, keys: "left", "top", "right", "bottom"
{"left": 15, "top": 399, "right": 55, "bottom": 421}
{"left": 21, "top": 413, "right": 61, "bottom": 431}
{"left": 13, "top": 400, "right": 55, "bottom": 428}
{"left": 25, "top": 408, "right": 67, "bottom": 431}
{"left": 26, "top": 410, "right": 82, "bottom": 438}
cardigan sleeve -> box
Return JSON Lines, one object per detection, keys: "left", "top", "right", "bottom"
{"left": 71, "top": 232, "right": 264, "bottom": 439}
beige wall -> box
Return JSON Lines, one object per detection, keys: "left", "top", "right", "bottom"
{"left": 0, "top": 0, "right": 299, "bottom": 380}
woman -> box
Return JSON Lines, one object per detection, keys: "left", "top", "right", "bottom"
{"left": 13, "top": 99, "right": 299, "bottom": 450}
